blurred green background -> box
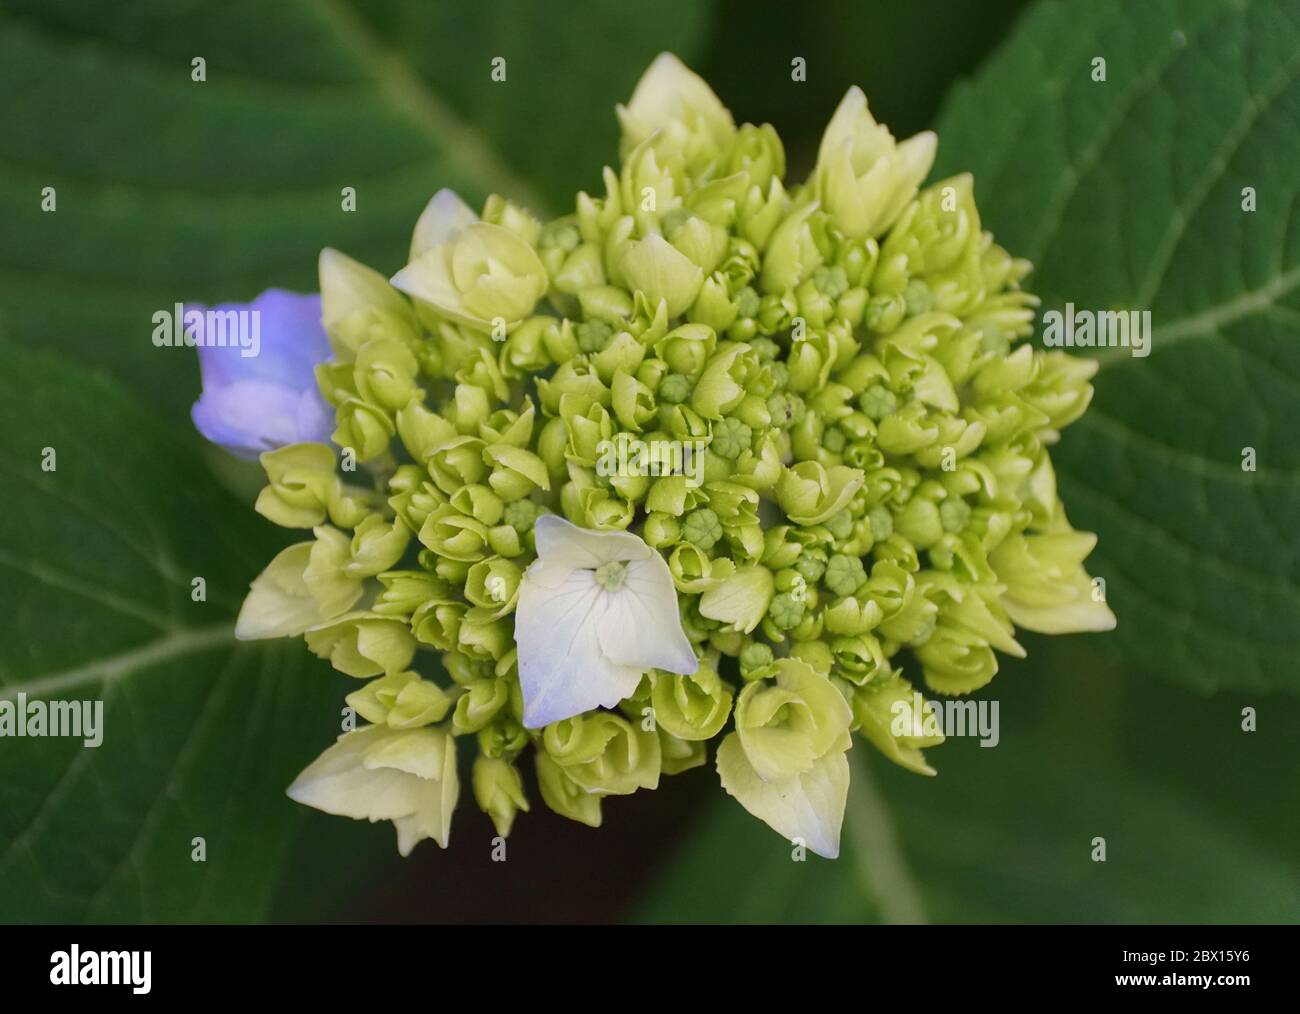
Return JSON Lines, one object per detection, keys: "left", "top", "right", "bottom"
{"left": 1, "top": 0, "right": 1297, "bottom": 923}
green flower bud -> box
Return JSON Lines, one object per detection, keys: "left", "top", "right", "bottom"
{"left": 664, "top": 209, "right": 729, "bottom": 274}
{"left": 875, "top": 401, "right": 939, "bottom": 455}
{"left": 684, "top": 171, "right": 747, "bottom": 227}
{"left": 419, "top": 504, "right": 490, "bottom": 562}
{"left": 738, "top": 641, "right": 775, "bottom": 680}
{"left": 766, "top": 590, "right": 805, "bottom": 631}
{"left": 793, "top": 548, "right": 828, "bottom": 583}
{"left": 760, "top": 201, "right": 822, "bottom": 294}
{"left": 499, "top": 315, "right": 552, "bottom": 377}
{"left": 689, "top": 272, "right": 740, "bottom": 332}
{"left": 868, "top": 504, "right": 894, "bottom": 541}
{"left": 543, "top": 712, "right": 661, "bottom": 795}
{"left": 620, "top": 233, "right": 705, "bottom": 319}
{"left": 452, "top": 677, "right": 509, "bottom": 732}
{"left": 643, "top": 511, "right": 681, "bottom": 548}
{"left": 347, "top": 670, "right": 452, "bottom": 729}
{"left": 445, "top": 383, "right": 492, "bottom": 438}
{"left": 575, "top": 318, "right": 613, "bottom": 355}
{"left": 620, "top": 136, "right": 680, "bottom": 234}
{"left": 822, "top": 594, "right": 884, "bottom": 636}
{"left": 395, "top": 400, "right": 457, "bottom": 464}
{"left": 759, "top": 290, "right": 799, "bottom": 335}
{"left": 658, "top": 371, "right": 693, "bottom": 404}
{"left": 562, "top": 475, "right": 636, "bottom": 531}
{"left": 836, "top": 286, "right": 870, "bottom": 327}
{"left": 374, "top": 569, "right": 448, "bottom": 619}
{"left": 477, "top": 716, "right": 529, "bottom": 760}
{"left": 812, "top": 86, "right": 936, "bottom": 239}
{"left": 448, "top": 484, "right": 503, "bottom": 527}
{"left": 853, "top": 672, "right": 944, "bottom": 776}
{"left": 796, "top": 277, "right": 835, "bottom": 329}
{"left": 915, "top": 623, "right": 999, "bottom": 695}
{"left": 353, "top": 337, "right": 420, "bottom": 413}
{"left": 305, "top": 611, "right": 417, "bottom": 678}
{"left": 863, "top": 292, "right": 906, "bottom": 334}
{"left": 876, "top": 571, "right": 937, "bottom": 644}
{"left": 895, "top": 496, "right": 944, "bottom": 549}
{"left": 692, "top": 343, "right": 762, "bottom": 419}
{"left": 785, "top": 334, "right": 835, "bottom": 396}
{"left": 537, "top": 357, "right": 611, "bottom": 416}
{"left": 617, "top": 53, "right": 735, "bottom": 180}
{"left": 655, "top": 323, "right": 717, "bottom": 378}
{"left": 735, "top": 177, "right": 787, "bottom": 251}
{"left": 824, "top": 553, "right": 867, "bottom": 597}
{"left": 1021, "top": 350, "right": 1098, "bottom": 430}
{"left": 725, "top": 122, "right": 785, "bottom": 191}
{"left": 486, "top": 523, "right": 524, "bottom": 557}
{"left": 483, "top": 193, "right": 543, "bottom": 245}
{"left": 703, "top": 477, "right": 760, "bottom": 533}
{"left": 650, "top": 662, "right": 734, "bottom": 741}
{"left": 731, "top": 389, "right": 773, "bottom": 428}
{"left": 483, "top": 443, "right": 551, "bottom": 500}
{"left": 668, "top": 542, "right": 736, "bottom": 593}
{"left": 659, "top": 730, "right": 708, "bottom": 775}
{"left": 732, "top": 285, "right": 761, "bottom": 320}
{"left": 423, "top": 434, "right": 486, "bottom": 494}
{"left": 831, "top": 633, "right": 887, "bottom": 685}
{"left": 535, "top": 751, "right": 602, "bottom": 827}
{"left": 464, "top": 556, "right": 522, "bottom": 619}
{"left": 473, "top": 755, "right": 530, "bottom": 838}
{"left": 594, "top": 334, "right": 648, "bottom": 387}
{"left": 330, "top": 395, "right": 390, "bottom": 462}
{"left": 393, "top": 212, "right": 548, "bottom": 333}
{"left": 457, "top": 611, "right": 514, "bottom": 661}
{"left": 608, "top": 371, "right": 654, "bottom": 433}
{"left": 502, "top": 497, "right": 541, "bottom": 534}
{"left": 824, "top": 509, "right": 854, "bottom": 541}
{"left": 255, "top": 443, "right": 339, "bottom": 529}
{"left": 710, "top": 416, "right": 752, "bottom": 459}
{"left": 478, "top": 402, "right": 536, "bottom": 449}
{"left": 408, "top": 595, "right": 460, "bottom": 650}
{"left": 337, "top": 514, "right": 408, "bottom": 579}
{"left": 728, "top": 658, "right": 851, "bottom": 782}
{"left": 644, "top": 473, "right": 702, "bottom": 515}
{"left": 776, "top": 461, "right": 864, "bottom": 526}
{"left": 535, "top": 210, "right": 582, "bottom": 260}
{"left": 857, "top": 383, "right": 898, "bottom": 421}
{"left": 989, "top": 527, "right": 1116, "bottom": 635}
{"left": 319, "top": 247, "right": 420, "bottom": 359}
{"left": 682, "top": 507, "right": 723, "bottom": 550}
{"left": 939, "top": 496, "right": 972, "bottom": 534}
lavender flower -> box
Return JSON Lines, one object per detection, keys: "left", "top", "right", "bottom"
{"left": 190, "top": 289, "right": 332, "bottom": 459}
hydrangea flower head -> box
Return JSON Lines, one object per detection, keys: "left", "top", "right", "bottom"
{"left": 211, "top": 54, "right": 1114, "bottom": 859}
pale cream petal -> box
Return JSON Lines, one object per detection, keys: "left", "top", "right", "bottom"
{"left": 410, "top": 188, "right": 477, "bottom": 260}
{"left": 717, "top": 733, "right": 850, "bottom": 859}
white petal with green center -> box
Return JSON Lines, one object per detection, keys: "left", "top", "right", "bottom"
{"left": 516, "top": 515, "right": 697, "bottom": 727}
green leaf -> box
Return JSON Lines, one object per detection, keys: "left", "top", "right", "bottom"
{"left": 0, "top": 0, "right": 714, "bottom": 415}
{"left": 0, "top": 344, "right": 349, "bottom": 922}
{"left": 636, "top": 736, "right": 1300, "bottom": 924}
{"left": 931, "top": 0, "right": 1300, "bottom": 694}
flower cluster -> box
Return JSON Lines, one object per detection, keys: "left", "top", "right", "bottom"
{"left": 219, "top": 54, "right": 1114, "bottom": 858}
